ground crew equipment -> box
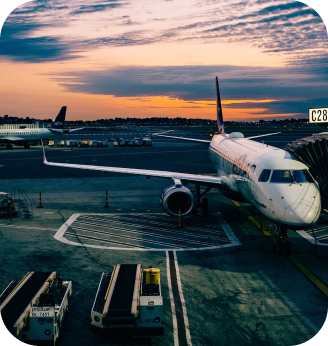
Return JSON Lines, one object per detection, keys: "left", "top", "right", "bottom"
{"left": 91, "top": 264, "right": 164, "bottom": 336}
{"left": 0, "top": 272, "right": 72, "bottom": 345}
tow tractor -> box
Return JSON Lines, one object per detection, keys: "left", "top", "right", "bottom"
{"left": 91, "top": 264, "right": 164, "bottom": 336}
{"left": 0, "top": 272, "right": 72, "bottom": 345}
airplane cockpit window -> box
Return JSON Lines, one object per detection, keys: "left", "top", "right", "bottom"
{"left": 292, "top": 170, "right": 315, "bottom": 183}
{"left": 270, "top": 170, "right": 293, "bottom": 183}
{"left": 258, "top": 169, "right": 271, "bottom": 182}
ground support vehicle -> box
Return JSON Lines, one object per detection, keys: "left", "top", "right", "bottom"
{"left": 0, "top": 272, "right": 72, "bottom": 346}
{"left": 91, "top": 264, "right": 164, "bottom": 336}
{"left": 78, "top": 140, "right": 89, "bottom": 147}
{"left": 134, "top": 138, "right": 142, "bottom": 147}
{"left": 97, "top": 141, "right": 109, "bottom": 147}
{"left": 118, "top": 139, "right": 127, "bottom": 147}
{"left": 0, "top": 192, "right": 18, "bottom": 218}
{"left": 113, "top": 138, "right": 123, "bottom": 147}
{"left": 48, "top": 140, "right": 59, "bottom": 147}
{"left": 66, "top": 140, "right": 78, "bottom": 147}
{"left": 88, "top": 140, "right": 97, "bottom": 147}
{"left": 142, "top": 137, "right": 153, "bottom": 146}
{"left": 127, "top": 139, "right": 135, "bottom": 147}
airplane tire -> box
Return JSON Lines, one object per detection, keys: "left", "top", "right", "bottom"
{"left": 24, "top": 144, "right": 30, "bottom": 149}
{"left": 202, "top": 198, "right": 209, "bottom": 215}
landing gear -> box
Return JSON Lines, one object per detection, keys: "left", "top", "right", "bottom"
{"left": 24, "top": 144, "right": 30, "bottom": 149}
{"left": 6, "top": 144, "right": 12, "bottom": 149}
{"left": 195, "top": 184, "right": 211, "bottom": 215}
{"left": 274, "top": 225, "right": 292, "bottom": 255}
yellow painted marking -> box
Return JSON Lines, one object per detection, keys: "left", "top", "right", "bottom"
{"left": 232, "top": 199, "right": 328, "bottom": 298}
{"left": 231, "top": 200, "right": 241, "bottom": 207}
{"left": 288, "top": 255, "right": 328, "bottom": 298}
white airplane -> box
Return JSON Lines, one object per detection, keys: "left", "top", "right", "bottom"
{"left": 42, "top": 78, "right": 321, "bottom": 254}
{"left": 0, "top": 107, "right": 81, "bottom": 149}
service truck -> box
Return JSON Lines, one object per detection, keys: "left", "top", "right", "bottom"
{"left": 0, "top": 272, "right": 72, "bottom": 346}
{"left": 91, "top": 264, "right": 164, "bottom": 336}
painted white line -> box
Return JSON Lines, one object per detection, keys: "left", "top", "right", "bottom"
{"left": 174, "top": 251, "right": 192, "bottom": 346}
{"left": 297, "top": 230, "right": 328, "bottom": 246}
{"left": 215, "top": 212, "right": 241, "bottom": 246}
{"left": 0, "top": 224, "right": 57, "bottom": 231}
{"left": 166, "top": 251, "right": 178, "bottom": 346}
{"left": 54, "top": 213, "right": 80, "bottom": 240}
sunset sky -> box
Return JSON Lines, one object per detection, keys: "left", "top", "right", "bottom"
{"left": 0, "top": 0, "right": 327, "bottom": 121}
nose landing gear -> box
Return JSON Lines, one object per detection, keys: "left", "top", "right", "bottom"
{"left": 274, "top": 225, "right": 292, "bottom": 255}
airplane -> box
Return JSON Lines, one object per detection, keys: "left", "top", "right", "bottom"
{"left": 0, "top": 106, "right": 82, "bottom": 149}
{"left": 41, "top": 78, "right": 321, "bottom": 255}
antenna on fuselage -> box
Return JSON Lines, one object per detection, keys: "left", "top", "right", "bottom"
{"left": 216, "top": 77, "right": 225, "bottom": 134}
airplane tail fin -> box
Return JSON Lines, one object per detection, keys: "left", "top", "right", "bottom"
{"left": 216, "top": 77, "right": 225, "bottom": 134}
{"left": 50, "top": 106, "right": 66, "bottom": 129}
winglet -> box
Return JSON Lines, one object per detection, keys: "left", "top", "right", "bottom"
{"left": 41, "top": 140, "right": 48, "bottom": 164}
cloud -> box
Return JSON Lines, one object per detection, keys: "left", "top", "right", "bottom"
{"left": 1, "top": 0, "right": 326, "bottom": 64}
{"left": 54, "top": 63, "right": 328, "bottom": 119}
{"left": 70, "top": 2, "right": 125, "bottom": 15}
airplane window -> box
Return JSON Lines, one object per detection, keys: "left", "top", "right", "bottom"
{"left": 258, "top": 169, "right": 271, "bottom": 182}
{"left": 270, "top": 170, "right": 293, "bottom": 183}
{"left": 292, "top": 170, "right": 314, "bottom": 183}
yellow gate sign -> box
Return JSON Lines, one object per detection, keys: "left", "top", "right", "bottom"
{"left": 309, "top": 108, "right": 328, "bottom": 123}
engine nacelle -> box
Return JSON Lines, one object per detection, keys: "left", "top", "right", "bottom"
{"left": 160, "top": 185, "right": 196, "bottom": 216}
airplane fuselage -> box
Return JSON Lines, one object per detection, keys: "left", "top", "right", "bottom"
{"left": 0, "top": 128, "right": 63, "bottom": 144}
{"left": 209, "top": 133, "right": 321, "bottom": 229}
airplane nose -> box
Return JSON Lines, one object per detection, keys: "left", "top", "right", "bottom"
{"left": 284, "top": 201, "right": 320, "bottom": 226}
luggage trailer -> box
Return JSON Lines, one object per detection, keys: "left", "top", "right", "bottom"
{"left": 0, "top": 272, "right": 72, "bottom": 346}
{"left": 91, "top": 264, "right": 164, "bottom": 336}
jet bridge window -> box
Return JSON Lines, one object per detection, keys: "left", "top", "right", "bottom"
{"left": 292, "top": 170, "right": 315, "bottom": 183}
{"left": 258, "top": 169, "right": 271, "bottom": 182}
{"left": 270, "top": 170, "right": 293, "bottom": 183}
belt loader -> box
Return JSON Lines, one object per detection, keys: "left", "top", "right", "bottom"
{"left": 0, "top": 272, "right": 72, "bottom": 345}
{"left": 91, "top": 264, "right": 164, "bottom": 336}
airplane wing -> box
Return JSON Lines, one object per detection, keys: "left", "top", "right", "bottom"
{"left": 42, "top": 143, "right": 221, "bottom": 187}
{"left": 154, "top": 134, "right": 211, "bottom": 144}
{"left": 246, "top": 132, "right": 281, "bottom": 139}
{"left": 48, "top": 128, "right": 63, "bottom": 134}
{"left": 68, "top": 127, "right": 84, "bottom": 133}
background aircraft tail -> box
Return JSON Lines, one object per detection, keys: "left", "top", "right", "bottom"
{"left": 50, "top": 106, "right": 66, "bottom": 129}
{"left": 216, "top": 77, "right": 225, "bottom": 134}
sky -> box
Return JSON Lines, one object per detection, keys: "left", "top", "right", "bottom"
{"left": 0, "top": 1, "right": 327, "bottom": 121}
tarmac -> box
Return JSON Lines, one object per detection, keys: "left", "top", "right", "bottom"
{"left": 0, "top": 133, "right": 327, "bottom": 346}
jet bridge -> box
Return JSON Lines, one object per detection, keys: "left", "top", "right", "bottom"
{"left": 0, "top": 271, "right": 72, "bottom": 346}
{"left": 285, "top": 133, "right": 328, "bottom": 208}
{"left": 91, "top": 264, "right": 164, "bottom": 336}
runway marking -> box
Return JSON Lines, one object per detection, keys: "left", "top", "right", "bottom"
{"left": 86, "top": 214, "right": 224, "bottom": 232}
{"left": 166, "top": 251, "right": 178, "bottom": 346}
{"left": 54, "top": 213, "right": 240, "bottom": 251}
{"left": 297, "top": 225, "right": 328, "bottom": 246}
{"left": 73, "top": 222, "right": 226, "bottom": 247}
{"left": 232, "top": 201, "right": 328, "bottom": 298}
{"left": 0, "top": 224, "right": 57, "bottom": 232}
{"left": 166, "top": 251, "right": 192, "bottom": 346}
{"left": 78, "top": 216, "right": 227, "bottom": 239}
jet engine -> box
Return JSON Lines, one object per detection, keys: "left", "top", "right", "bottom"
{"left": 160, "top": 185, "right": 196, "bottom": 216}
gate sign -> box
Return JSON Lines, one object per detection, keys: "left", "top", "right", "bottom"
{"left": 309, "top": 108, "right": 328, "bottom": 123}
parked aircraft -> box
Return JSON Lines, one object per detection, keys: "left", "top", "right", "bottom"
{"left": 42, "top": 78, "right": 321, "bottom": 254}
{"left": 0, "top": 107, "right": 81, "bottom": 149}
